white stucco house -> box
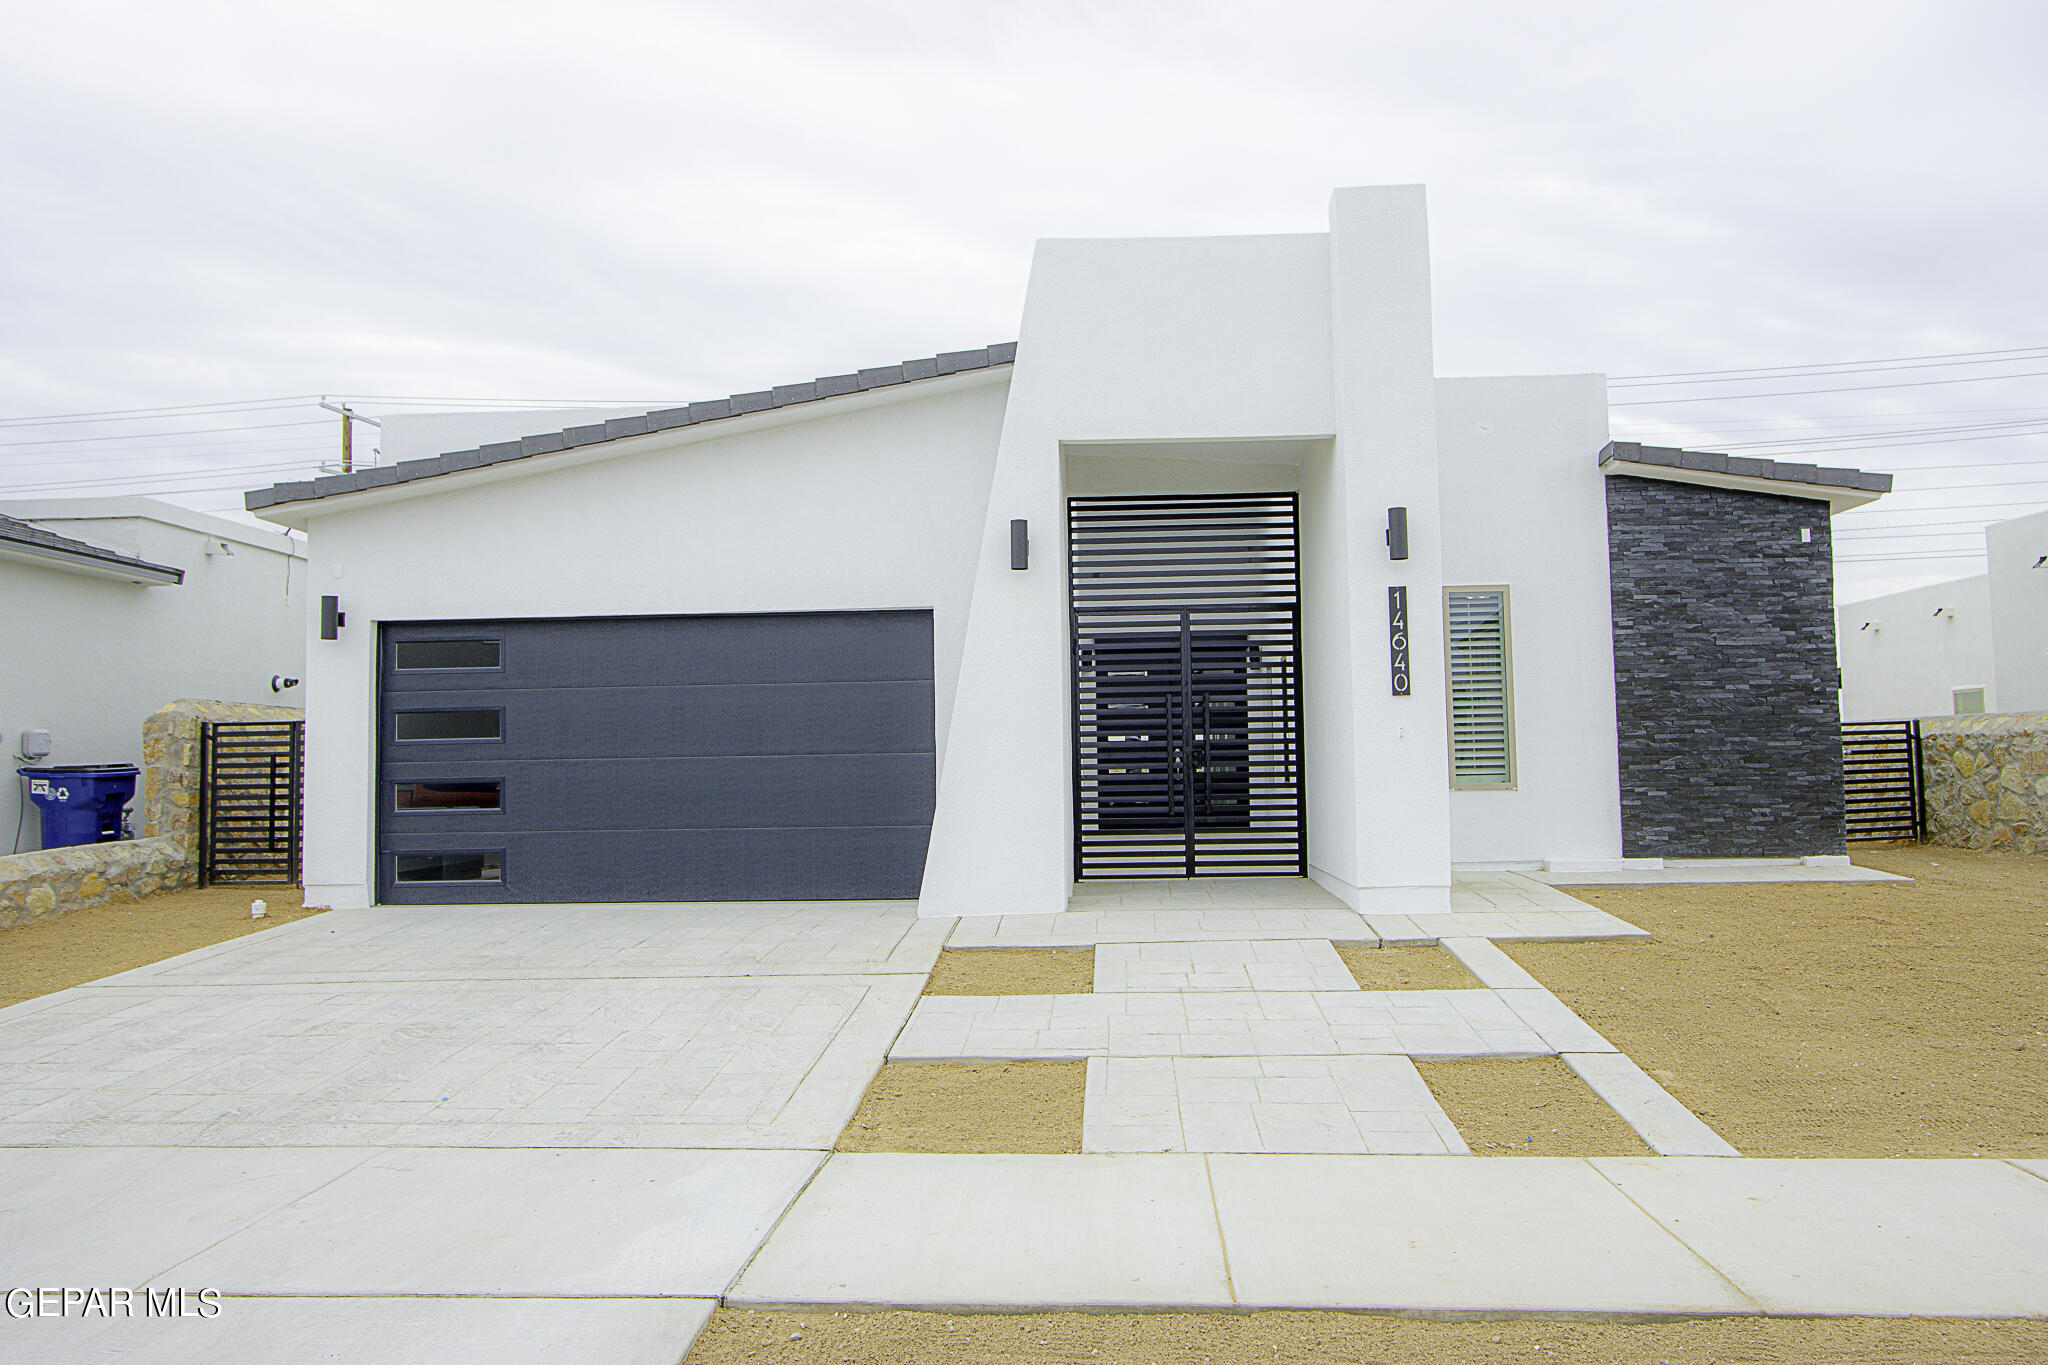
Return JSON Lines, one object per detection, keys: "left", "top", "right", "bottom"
{"left": 1, "top": 498, "right": 307, "bottom": 852}
{"left": 247, "top": 185, "right": 1892, "bottom": 916}
{"left": 1838, "top": 506, "right": 2048, "bottom": 720}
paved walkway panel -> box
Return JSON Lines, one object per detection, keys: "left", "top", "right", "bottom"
{"left": 732, "top": 1153, "right": 1233, "bottom": 1308}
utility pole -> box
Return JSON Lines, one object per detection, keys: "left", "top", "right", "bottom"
{"left": 317, "top": 400, "right": 381, "bottom": 473}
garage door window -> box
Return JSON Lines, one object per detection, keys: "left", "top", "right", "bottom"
{"left": 393, "top": 709, "right": 502, "bottom": 742}
{"left": 394, "top": 639, "right": 502, "bottom": 671}
{"left": 394, "top": 781, "right": 502, "bottom": 811}
{"left": 395, "top": 851, "right": 504, "bottom": 883}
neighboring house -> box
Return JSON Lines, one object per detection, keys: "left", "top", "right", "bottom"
{"left": 1838, "top": 506, "right": 2048, "bottom": 720}
{"left": 0, "top": 498, "right": 307, "bottom": 852}
{"left": 246, "top": 185, "right": 1890, "bottom": 916}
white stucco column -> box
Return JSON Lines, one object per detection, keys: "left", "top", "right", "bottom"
{"left": 1317, "top": 185, "right": 1454, "bottom": 911}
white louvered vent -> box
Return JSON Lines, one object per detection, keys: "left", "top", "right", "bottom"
{"left": 1446, "top": 588, "right": 1514, "bottom": 788}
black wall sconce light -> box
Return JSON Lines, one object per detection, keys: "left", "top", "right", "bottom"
{"left": 1386, "top": 507, "right": 1409, "bottom": 561}
{"left": 1010, "top": 519, "right": 1029, "bottom": 570}
{"left": 320, "top": 595, "right": 346, "bottom": 640}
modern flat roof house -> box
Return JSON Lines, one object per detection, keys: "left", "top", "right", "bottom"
{"left": 248, "top": 185, "right": 1890, "bottom": 915}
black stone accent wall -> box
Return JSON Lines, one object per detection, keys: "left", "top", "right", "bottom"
{"left": 1605, "top": 476, "right": 1847, "bottom": 857}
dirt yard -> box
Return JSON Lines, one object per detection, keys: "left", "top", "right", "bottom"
{"left": 1333, "top": 941, "right": 1479, "bottom": 990}
{"left": 0, "top": 885, "right": 322, "bottom": 1008}
{"left": 687, "top": 1308, "right": 2048, "bottom": 1365}
{"left": 1518, "top": 845, "right": 2048, "bottom": 1158}
{"left": 1418, "top": 1057, "right": 1651, "bottom": 1156}
{"left": 926, "top": 947, "right": 1094, "bottom": 995}
{"left": 837, "top": 1061, "right": 1086, "bottom": 1153}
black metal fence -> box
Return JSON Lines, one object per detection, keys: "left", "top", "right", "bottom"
{"left": 1842, "top": 719, "right": 1925, "bottom": 843}
{"left": 199, "top": 720, "right": 304, "bottom": 885}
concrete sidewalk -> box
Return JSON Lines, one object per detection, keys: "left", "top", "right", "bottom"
{"left": 735, "top": 1153, "right": 2048, "bottom": 1316}
{"left": 3, "top": 882, "right": 2043, "bottom": 1362}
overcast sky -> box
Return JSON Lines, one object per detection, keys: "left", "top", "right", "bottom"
{"left": 3, "top": 1, "right": 2042, "bottom": 601}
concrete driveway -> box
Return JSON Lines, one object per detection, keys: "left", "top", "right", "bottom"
{"left": 0, "top": 900, "right": 945, "bottom": 1363}
{"left": 6, "top": 881, "right": 2046, "bottom": 1361}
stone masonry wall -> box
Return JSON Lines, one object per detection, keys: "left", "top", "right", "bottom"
{"left": 0, "top": 698, "right": 302, "bottom": 929}
{"left": 1921, "top": 712, "right": 2048, "bottom": 854}
{"left": 0, "top": 837, "right": 191, "bottom": 930}
{"left": 1606, "top": 476, "right": 1847, "bottom": 858}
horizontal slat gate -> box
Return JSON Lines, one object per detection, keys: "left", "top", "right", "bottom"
{"left": 1842, "top": 719, "right": 1924, "bottom": 842}
{"left": 200, "top": 720, "right": 304, "bottom": 885}
{"left": 1069, "top": 491, "right": 1306, "bottom": 879}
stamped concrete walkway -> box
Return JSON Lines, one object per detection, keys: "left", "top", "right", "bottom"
{"left": 3, "top": 877, "right": 2043, "bottom": 1362}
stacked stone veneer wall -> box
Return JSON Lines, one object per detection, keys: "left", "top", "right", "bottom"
{"left": 1921, "top": 712, "right": 2048, "bottom": 854}
{"left": 1606, "top": 476, "right": 1847, "bottom": 858}
{"left": 0, "top": 699, "right": 302, "bottom": 929}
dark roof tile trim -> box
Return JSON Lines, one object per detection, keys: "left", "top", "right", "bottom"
{"left": 0, "top": 512, "right": 184, "bottom": 581}
{"left": 1598, "top": 441, "right": 1893, "bottom": 495}
{"left": 250, "top": 342, "right": 1019, "bottom": 512}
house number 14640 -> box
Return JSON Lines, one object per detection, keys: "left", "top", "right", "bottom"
{"left": 1388, "top": 586, "right": 1411, "bottom": 696}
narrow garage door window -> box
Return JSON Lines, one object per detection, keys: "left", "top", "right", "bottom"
{"left": 1446, "top": 587, "right": 1515, "bottom": 790}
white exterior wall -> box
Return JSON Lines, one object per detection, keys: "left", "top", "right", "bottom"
{"left": 288, "top": 375, "right": 1008, "bottom": 909}
{"left": 917, "top": 231, "right": 1342, "bottom": 917}
{"left": 1435, "top": 376, "right": 1623, "bottom": 865}
{"left": 1987, "top": 509, "right": 2048, "bottom": 712}
{"left": 0, "top": 500, "right": 305, "bottom": 851}
{"left": 262, "top": 183, "right": 1642, "bottom": 914}
{"left": 1837, "top": 577, "right": 1995, "bottom": 720}
{"left": 920, "top": 186, "right": 1455, "bottom": 916}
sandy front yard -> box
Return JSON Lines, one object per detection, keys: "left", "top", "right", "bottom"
{"left": 0, "top": 884, "right": 323, "bottom": 1009}
{"left": 687, "top": 1308, "right": 2048, "bottom": 1364}
{"left": 1517, "top": 845, "right": 2047, "bottom": 1158}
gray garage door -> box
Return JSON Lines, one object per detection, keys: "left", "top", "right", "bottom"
{"left": 376, "top": 611, "right": 936, "bottom": 904}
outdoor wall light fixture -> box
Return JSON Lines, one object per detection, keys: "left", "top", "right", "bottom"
{"left": 1386, "top": 507, "right": 1409, "bottom": 561}
{"left": 1010, "top": 519, "right": 1029, "bottom": 570}
{"left": 320, "top": 595, "right": 346, "bottom": 640}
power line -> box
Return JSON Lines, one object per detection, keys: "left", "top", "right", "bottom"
{"left": 1612, "top": 368, "right": 2048, "bottom": 407}
{"left": 0, "top": 419, "right": 330, "bottom": 450}
{"left": 0, "top": 457, "right": 329, "bottom": 495}
{"left": 0, "top": 440, "right": 334, "bottom": 467}
{"left": 0, "top": 396, "right": 320, "bottom": 429}
{"left": 1715, "top": 415, "right": 2048, "bottom": 449}
{"left": 1611, "top": 344, "right": 2048, "bottom": 383}
{"left": 1612, "top": 349, "right": 2048, "bottom": 389}
{"left": 1835, "top": 549, "right": 1990, "bottom": 562}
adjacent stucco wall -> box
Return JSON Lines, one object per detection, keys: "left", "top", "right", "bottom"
{"left": 1605, "top": 477, "right": 1846, "bottom": 858}
{"left": 1987, "top": 509, "right": 2048, "bottom": 713}
{"left": 0, "top": 501, "right": 306, "bottom": 853}
{"left": 1837, "top": 576, "right": 1995, "bottom": 721}
{"left": 289, "top": 374, "right": 1008, "bottom": 909}
{"left": 1436, "top": 375, "right": 1622, "bottom": 865}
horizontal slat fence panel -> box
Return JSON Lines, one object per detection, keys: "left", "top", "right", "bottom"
{"left": 1070, "top": 491, "right": 1305, "bottom": 879}
{"left": 200, "top": 721, "right": 303, "bottom": 885}
{"left": 1842, "top": 719, "right": 1924, "bottom": 842}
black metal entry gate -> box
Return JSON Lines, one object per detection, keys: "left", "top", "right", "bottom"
{"left": 199, "top": 720, "right": 304, "bottom": 885}
{"left": 1842, "top": 719, "right": 1926, "bottom": 842}
{"left": 1069, "top": 491, "right": 1305, "bottom": 878}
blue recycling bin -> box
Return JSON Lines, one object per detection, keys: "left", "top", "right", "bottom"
{"left": 18, "top": 765, "right": 140, "bottom": 850}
